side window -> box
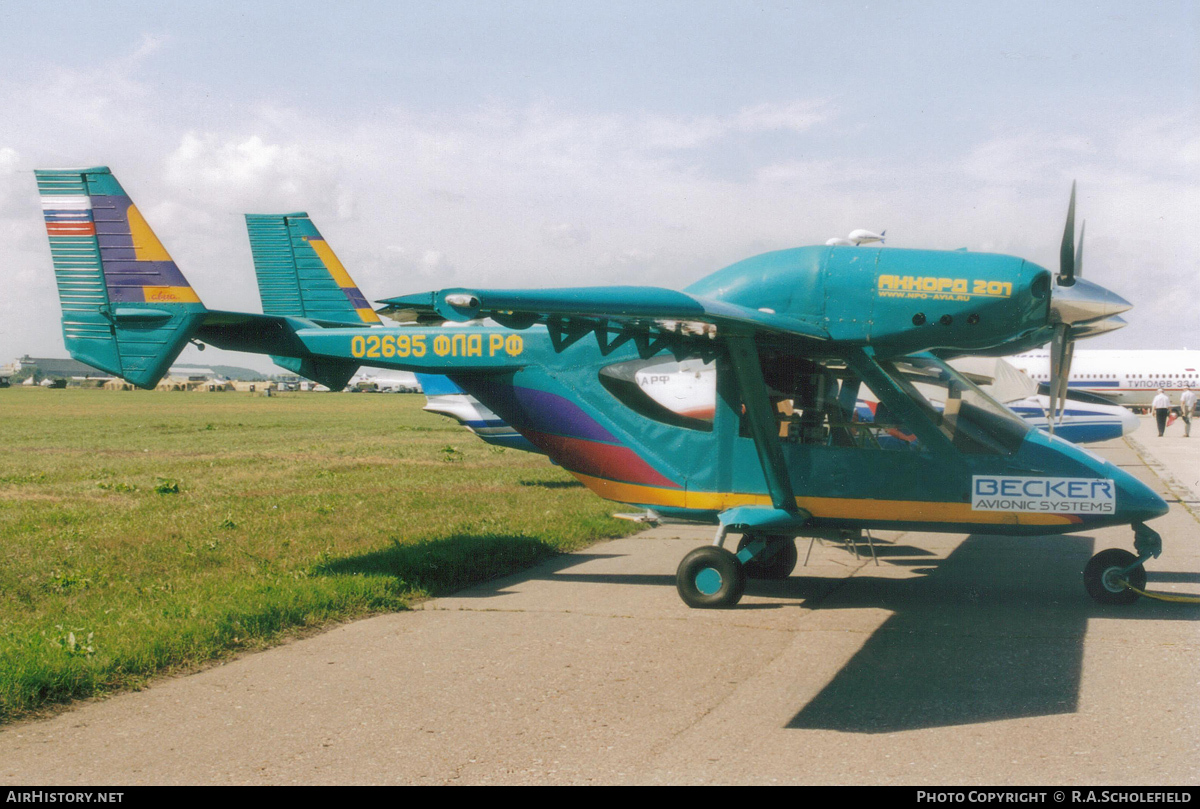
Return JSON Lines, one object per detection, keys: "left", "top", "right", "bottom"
{"left": 598, "top": 358, "right": 714, "bottom": 432}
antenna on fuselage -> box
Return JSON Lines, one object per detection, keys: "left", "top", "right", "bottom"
{"left": 825, "top": 229, "right": 886, "bottom": 246}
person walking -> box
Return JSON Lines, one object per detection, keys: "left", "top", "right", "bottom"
{"left": 1153, "top": 388, "right": 1171, "bottom": 437}
{"left": 1181, "top": 386, "right": 1196, "bottom": 438}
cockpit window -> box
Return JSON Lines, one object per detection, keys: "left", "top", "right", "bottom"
{"left": 876, "top": 355, "right": 1031, "bottom": 455}
{"left": 750, "top": 355, "right": 924, "bottom": 451}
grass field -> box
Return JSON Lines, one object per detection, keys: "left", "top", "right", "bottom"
{"left": 0, "top": 386, "right": 642, "bottom": 723}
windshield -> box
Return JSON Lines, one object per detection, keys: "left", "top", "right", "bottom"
{"left": 876, "top": 355, "right": 1031, "bottom": 455}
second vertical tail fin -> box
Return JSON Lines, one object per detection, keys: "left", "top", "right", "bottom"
{"left": 245, "top": 213, "right": 381, "bottom": 326}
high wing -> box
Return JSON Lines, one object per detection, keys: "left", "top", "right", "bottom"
{"left": 380, "top": 286, "right": 830, "bottom": 346}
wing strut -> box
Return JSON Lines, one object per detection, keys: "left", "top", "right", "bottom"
{"left": 725, "top": 335, "right": 797, "bottom": 514}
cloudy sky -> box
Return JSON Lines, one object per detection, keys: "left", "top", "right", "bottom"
{"left": 1, "top": 1, "right": 1196, "bottom": 371}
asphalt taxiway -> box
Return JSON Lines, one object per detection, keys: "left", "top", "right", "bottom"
{"left": 1, "top": 422, "right": 1196, "bottom": 785}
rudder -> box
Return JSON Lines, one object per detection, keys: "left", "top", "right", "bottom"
{"left": 36, "top": 167, "right": 206, "bottom": 388}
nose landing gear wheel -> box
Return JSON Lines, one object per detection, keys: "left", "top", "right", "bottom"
{"left": 1084, "top": 548, "right": 1146, "bottom": 606}
{"left": 676, "top": 546, "right": 746, "bottom": 608}
{"left": 736, "top": 534, "right": 799, "bottom": 580}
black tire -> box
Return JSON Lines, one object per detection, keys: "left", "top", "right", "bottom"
{"left": 676, "top": 546, "right": 746, "bottom": 608}
{"left": 736, "top": 534, "right": 799, "bottom": 580}
{"left": 1084, "top": 548, "right": 1146, "bottom": 606}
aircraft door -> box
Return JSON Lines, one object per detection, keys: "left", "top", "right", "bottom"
{"left": 747, "top": 352, "right": 958, "bottom": 507}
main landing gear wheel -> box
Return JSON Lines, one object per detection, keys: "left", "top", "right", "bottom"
{"left": 736, "top": 534, "right": 798, "bottom": 580}
{"left": 1084, "top": 548, "right": 1146, "bottom": 606}
{"left": 676, "top": 546, "right": 746, "bottom": 608}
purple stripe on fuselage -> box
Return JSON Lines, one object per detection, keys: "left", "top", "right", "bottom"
{"left": 468, "top": 381, "right": 621, "bottom": 444}
{"left": 513, "top": 386, "right": 620, "bottom": 443}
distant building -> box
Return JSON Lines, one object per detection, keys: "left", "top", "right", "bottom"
{"left": 166, "top": 366, "right": 220, "bottom": 382}
{"left": 12, "top": 355, "right": 114, "bottom": 383}
{"left": 230, "top": 380, "right": 276, "bottom": 393}
{"left": 275, "top": 374, "right": 302, "bottom": 391}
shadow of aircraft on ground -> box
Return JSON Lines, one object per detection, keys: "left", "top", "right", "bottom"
{"left": 773, "top": 533, "right": 1198, "bottom": 733}
{"left": 320, "top": 530, "right": 1198, "bottom": 733}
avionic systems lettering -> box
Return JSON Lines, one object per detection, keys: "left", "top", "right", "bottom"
{"left": 971, "top": 475, "right": 1116, "bottom": 514}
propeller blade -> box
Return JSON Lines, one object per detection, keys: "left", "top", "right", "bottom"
{"left": 1075, "top": 220, "right": 1085, "bottom": 279}
{"left": 1047, "top": 323, "right": 1073, "bottom": 434}
{"left": 1058, "top": 181, "right": 1077, "bottom": 287}
{"left": 1058, "top": 339, "right": 1075, "bottom": 424}
{"left": 1070, "top": 314, "right": 1125, "bottom": 339}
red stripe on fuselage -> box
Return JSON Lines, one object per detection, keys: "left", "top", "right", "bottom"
{"left": 521, "top": 430, "right": 681, "bottom": 490}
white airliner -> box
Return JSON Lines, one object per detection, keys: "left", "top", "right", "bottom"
{"left": 348, "top": 370, "right": 421, "bottom": 393}
{"left": 1005, "top": 350, "right": 1200, "bottom": 409}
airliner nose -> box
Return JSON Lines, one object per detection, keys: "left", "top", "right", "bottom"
{"left": 1118, "top": 406, "right": 1140, "bottom": 437}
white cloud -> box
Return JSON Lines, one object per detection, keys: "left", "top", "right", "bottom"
{"left": 1, "top": 28, "right": 1196, "bottom": 363}
{"left": 961, "top": 133, "right": 1098, "bottom": 187}
{"left": 163, "top": 133, "right": 344, "bottom": 210}
{"left": 0, "top": 147, "right": 24, "bottom": 216}
{"left": 541, "top": 222, "right": 590, "bottom": 249}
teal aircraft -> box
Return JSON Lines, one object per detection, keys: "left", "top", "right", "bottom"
{"left": 243, "top": 216, "right": 1139, "bottom": 447}
{"left": 36, "top": 167, "right": 1167, "bottom": 608}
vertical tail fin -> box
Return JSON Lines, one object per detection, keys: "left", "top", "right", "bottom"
{"left": 36, "top": 167, "right": 207, "bottom": 388}
{"left": 244, "top": 212, "right": 372, "bottom": 389}
{"left": 245, "top": 213, "right": 380, "bottom": 326}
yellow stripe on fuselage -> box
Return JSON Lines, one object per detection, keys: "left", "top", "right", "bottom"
{"left": 569, "top": 473, "right": 1076, "bottom": 527}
